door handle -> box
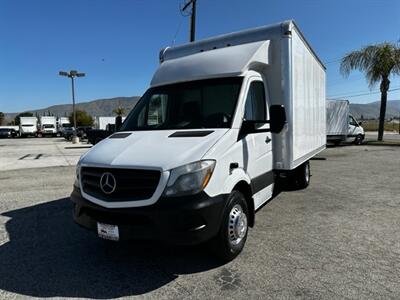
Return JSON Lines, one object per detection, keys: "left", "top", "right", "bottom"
{"left": 265, "top": 136, "right": 271, "bottom": 144}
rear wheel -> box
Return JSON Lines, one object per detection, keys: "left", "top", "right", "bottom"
{"left": 211, "top": 190, "right": 249, "bottom": 261}
{"left": 288, "top": 161, "right": 310, "bottom": 190}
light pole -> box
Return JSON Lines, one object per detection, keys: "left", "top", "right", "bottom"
{"left": 59, "top": 70, "right": 85, "bottom": 142}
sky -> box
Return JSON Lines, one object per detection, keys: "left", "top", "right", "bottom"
{"left": 1, "top": 0, "right": 399, "bottom": 113}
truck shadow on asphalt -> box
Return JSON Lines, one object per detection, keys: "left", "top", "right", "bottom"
{"left": 0, "top": 198, "right": 223, "bottom": 298}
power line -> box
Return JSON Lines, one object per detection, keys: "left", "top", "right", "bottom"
{"left": 329, "top": 86, "right": 400, "bottom": 98}
{"left": 328, "top": 87, "right": 400, "bottom": 99}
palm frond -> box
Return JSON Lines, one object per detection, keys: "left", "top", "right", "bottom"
{"left": 340, "top": 42, "right": 400, "bottom": 88}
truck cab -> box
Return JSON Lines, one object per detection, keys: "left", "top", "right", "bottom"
{"left": 71, "top": 20, "right": 326, "bottom": 261}
{"left": 348, "top": 114, "right": 365, "bottom": 144}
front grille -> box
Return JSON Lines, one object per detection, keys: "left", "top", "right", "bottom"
{"left": 81, "top": 167, "right": 161, "bottom": 202}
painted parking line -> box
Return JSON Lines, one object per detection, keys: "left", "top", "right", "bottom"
{"left": 18, "top": 154, "right": 31, "bottom": 160}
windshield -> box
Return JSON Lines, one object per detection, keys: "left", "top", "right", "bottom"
{"left": 43, "top": 124, "right": 55, "bottom": 128}
{"left": 120, "top": 77, "right": 243, "bottom": 131}
{"left": 21, "top": 124, "right": 34, "bottom": 127}
{"left": 62, "top": 123, "right": 72, "bottom": 128}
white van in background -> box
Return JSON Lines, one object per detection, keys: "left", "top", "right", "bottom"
{"left": 19, "top": 117, "right": 38, "bottom": 137}
{"left": 71, "top": 20, "right": 326, "bottom": 260}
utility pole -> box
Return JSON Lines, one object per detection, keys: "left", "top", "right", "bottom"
{"left": 181, "top": 0, "right": 196, "bottom": 42}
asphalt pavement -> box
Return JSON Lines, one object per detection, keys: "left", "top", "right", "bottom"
{"left": 0, "top": 139, "right": 399, "bottom": 299}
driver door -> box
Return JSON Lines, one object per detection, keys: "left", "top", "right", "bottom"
{"left": 241, "top": 77, "right": 273, "bottom": 209}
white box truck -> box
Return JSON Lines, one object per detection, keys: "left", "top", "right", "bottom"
{"left": 39, "top": 116, "right": 57, "bottom": 137}
{"left": 96, "top": 116, "right": 126, "bottom": 130}
{"left": 326, "top": 99, "right": 364, "bottom": 145}
{"left": 71, "top": 20, "right": 326, "bottom": 260}
{"left": 57, "top": 117, "right": 72, "bottom": 136}
{"left": 19, "top": 117, "right": 38, "bottom": 137}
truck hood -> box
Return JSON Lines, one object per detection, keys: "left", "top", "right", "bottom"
{"left": 81, "top": 129, "right": 228, "bottom": 171}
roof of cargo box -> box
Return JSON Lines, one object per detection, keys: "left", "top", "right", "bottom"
{"left": 151, "top": 40, "right": 270, "bottom": 87}
{"left": 150, "top": 20, "right": 325, "bottom": 87}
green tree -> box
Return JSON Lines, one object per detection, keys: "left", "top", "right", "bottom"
{"left": 340, "top": 43, "right": 400, "bottom": 141}
{"left": 14, "top": 112, "right": 34, "bottom": 125}
{"left": 0, "top": 112, "right": 4, "bottom": 125}
{"left": 69, "top": 110, "right": 93, "bottom": 127}
{"left": 112, "top": 106, "right": 126, "bottom": 116}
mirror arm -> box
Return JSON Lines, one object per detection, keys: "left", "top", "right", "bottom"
{"left": 254, "top": 128, "right": 271, "bottom": 133}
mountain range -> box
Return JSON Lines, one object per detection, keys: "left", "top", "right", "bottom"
{"left": 3, "top": 97, "right": 400, "bottom": 121}
{"left": 350, "top": 100, "right": 400, "bottom": 119}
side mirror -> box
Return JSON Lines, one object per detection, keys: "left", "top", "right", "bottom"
{"left": 269, "top": 105, "right": 286, "bottom": 133}
{"left": 358, "top": 121, "right": 362, "bottom": 126}
{"left": 241, "top": 119, "right": 268, "bottom": 135}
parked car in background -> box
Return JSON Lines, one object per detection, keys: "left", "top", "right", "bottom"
{"left": 0, "top": 128, "right": 18, "bottom": 138}
{"left": 63, "top": 126, "right": 93, "bottom": 141}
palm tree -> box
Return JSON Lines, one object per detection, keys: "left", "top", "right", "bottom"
{"left": 112, "top": 106, "right": 126, "bottom": 116}
{"left": 340, "top": 42, "right": 400, "bottom": 141}
{"left": 0, "top": 112, "right": 4, "bottom": 126}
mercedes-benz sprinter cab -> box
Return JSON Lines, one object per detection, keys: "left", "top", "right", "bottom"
{"left": 71, "top": 20, "right": 326, "bottom": 261}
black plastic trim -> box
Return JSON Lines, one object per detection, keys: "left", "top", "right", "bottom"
{"left": 109, "top": 133, "right": 132, "bottom": 139}
{"left": 169, "top": 130, "right": 214, "bottom": 137}
{"left": 251, "top": 170, "right": 274, "bottom": 194}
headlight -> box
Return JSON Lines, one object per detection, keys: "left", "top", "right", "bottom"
{"left": 163, "top": 160, "right": 216, "bottom": 197}
{"left": 74, "top": 164, "right": 81, "bottom": 188}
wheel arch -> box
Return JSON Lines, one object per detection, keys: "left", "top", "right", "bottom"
{"left": 232, "top": 180, "right": 255, "bottom": 227}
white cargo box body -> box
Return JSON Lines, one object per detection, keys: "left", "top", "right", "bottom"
{"left": 19, "top": 117, "right": 38, "bottom": 134}
{"left": 40, "top": 116, "right": 57, "bottom": 125}
{"left": 326, "top": 99, "right": 349, "bottom": 136}
{"left": 153, "top": 20, "right": 326, "bottom": 170}
{"left": 96, "top": 116, "right": 126, "bottom": 130}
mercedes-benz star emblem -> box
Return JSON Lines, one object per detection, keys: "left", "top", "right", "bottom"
{"left": 100, "top": 172, "right": 116, "bottom": 194}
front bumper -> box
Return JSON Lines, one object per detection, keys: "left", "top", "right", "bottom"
{"left": 70, "top": 186, "right": 228, "bottom": 245}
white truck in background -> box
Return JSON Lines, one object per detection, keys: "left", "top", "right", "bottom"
{"left": 58, "top": 117, "right": 72, "bottom": 136}
{"left": 326, "top": 99, "right": 364, "bottom": 145}
{"left": 71, "top": 20, "right": 326, "bottom": 261}
{"left": 39, "top": 116, "right": 57, "bottom": 137}
{"left": 95, "top": 116, "right": 126, "bottom": 130}
{"left": 19, "top": 117, "right": 38, "bottom": 137}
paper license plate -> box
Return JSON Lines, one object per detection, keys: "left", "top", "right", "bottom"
{"left": 97, "top": 222, "right": 119, "bottom": 241}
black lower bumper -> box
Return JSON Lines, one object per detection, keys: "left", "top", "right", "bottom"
{"left": 70, "top": 187, "right": 228, "bottom": 245}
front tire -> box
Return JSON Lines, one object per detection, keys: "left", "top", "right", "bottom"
{"left": 211, "top": 190, "right": 249, "bottom": 261}
{"left": 354, "top": 134, "right": 363, "bottom": 145}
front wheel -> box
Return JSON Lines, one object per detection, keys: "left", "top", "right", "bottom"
{"left": 354, "top": 134, "right": 363, "bottom": 145}
{"left": 211, "top": 190, "right": 249, "bottom": 261}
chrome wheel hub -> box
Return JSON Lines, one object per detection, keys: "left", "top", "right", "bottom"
{"left": 228, "top": 204, "right": 248, "bottom": 246}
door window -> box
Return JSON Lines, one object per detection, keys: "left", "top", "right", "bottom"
{"left": 349, "top": 116, "right": 358, "bottom": 127}
{"left": 244, "top": 81, "right": 266, "bottom": 122}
